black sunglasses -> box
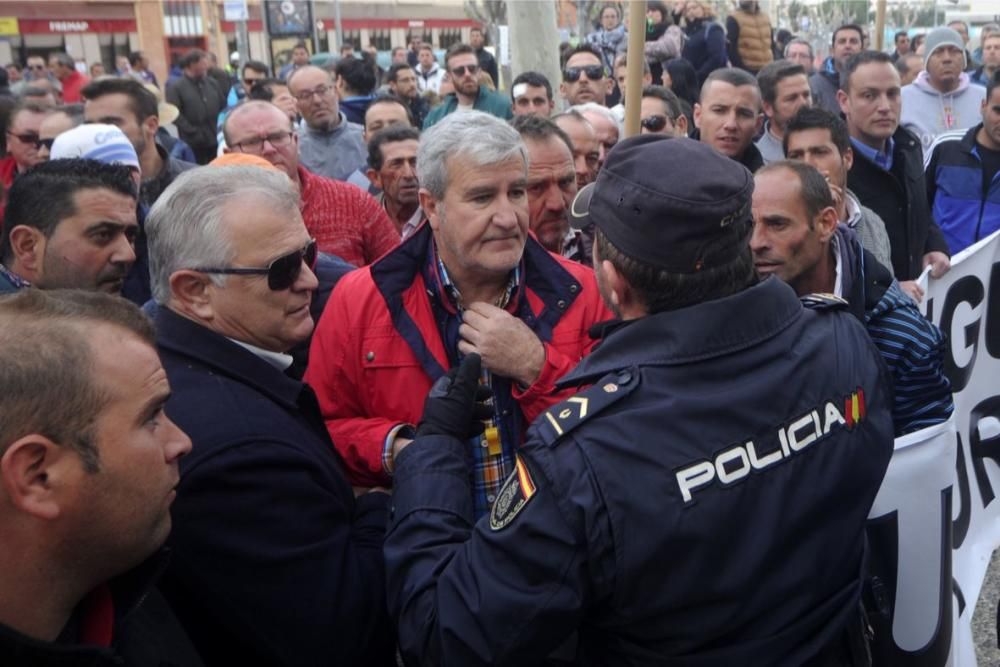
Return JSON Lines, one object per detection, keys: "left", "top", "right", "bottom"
{"left": 193, "top": 239, "right": 317, "bottom": 291}
{"left": 7, "top": 131, "right": 40, "bottom": 145}
{"left": 563, "top": 65, "right": 605, "bottom": 82}
{"left": 640, "top": 115, "right": 671, "bottom": 133}
{"left": 36, "top": 137, "right": 56, "bottom": 151}
{"left": 450, "top": 64, "right": 479, "bottom": 76}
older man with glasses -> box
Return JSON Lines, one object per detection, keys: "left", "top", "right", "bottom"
{"left": 287, "top": 64, "right": 367, "bottom": 182}
{"left": 0, "top": 101, "right": 48, "bottom": 205}
{"left": 144, "top": 165, "right": 396, "bottom": 667}
{"left": 423, "top": 42, "right": 512, "bottom": 128}
{"left": 223, "top": 100, "right": 398, "bottom": 267}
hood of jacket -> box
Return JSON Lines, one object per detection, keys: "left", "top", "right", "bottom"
{"left": 911, "top": 69, "right": 974, "bottom": 98}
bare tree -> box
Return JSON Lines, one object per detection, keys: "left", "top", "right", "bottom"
{"left": 464, "top": 0, "right": 507, "bottom": 51}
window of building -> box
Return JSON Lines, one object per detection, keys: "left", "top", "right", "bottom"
{"left": 439, "top": 29, "right": 463, "bottom": 50}
{"left": 370, "top": 29, "right": 392, "bottom": 52}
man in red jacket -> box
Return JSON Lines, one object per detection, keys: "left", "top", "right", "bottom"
{"left": 223, "top": 100, "right": 398, "bottom": 266}
{"left": 306, "top": 111, "right": 611, "bottom": 518}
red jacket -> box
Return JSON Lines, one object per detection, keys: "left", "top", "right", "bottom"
{"left": 305, "top": 225, "right": 612, "bottom": 486}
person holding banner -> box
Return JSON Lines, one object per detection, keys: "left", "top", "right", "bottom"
{"left": 751, "top": 160, "right": 953, "bottom": 436}
{"left": 384, "top": 135, "right": 895, "bottom": 666}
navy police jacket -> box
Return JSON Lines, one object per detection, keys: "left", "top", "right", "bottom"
{"left": 385, "top": 277, "right": 894, "bottom": 666}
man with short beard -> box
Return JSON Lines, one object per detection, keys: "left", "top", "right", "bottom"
{"left": 423, "top": 43, "right": 511, "bottom": 128}
{"left": 0, "top": 159, "right": 137, "bottom": 295}
{"left": 511, "top": 114, "right": 588, "bottom": 264}
{"left": 560, "top": 44, "right": 613, "bottom": 107}
{"left": 288, "top": 65, "right": 367, "bottom": 182}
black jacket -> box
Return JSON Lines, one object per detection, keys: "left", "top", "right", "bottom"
{"left": 155, "top": 308, "right": 395, "bottom": 667}
{"left": 846, "top": 126, "right": 949, "bottom": 279}
{"left": 0, "top": 552, "right": 203, "bottom": 666}
{"left": 386, "top": 277, "right": 894, "bottom": 666}
{"left": 476, "top": 47, "right": 499, "bottom": 89}
{"left": 682, "top": 18, "right": 728, "bottom": 85}
{"left": 165, "top": 74, "right": 226, "bottom": 149}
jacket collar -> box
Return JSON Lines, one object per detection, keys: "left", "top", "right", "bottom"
{"left": 370, "top": 223, "right": 584, "bottom": 380}
{"left": 154, "top": 306, "right": 304, "bottom": 410}
{"left": 558, "top": 276, "right": 801, "bottom": 387}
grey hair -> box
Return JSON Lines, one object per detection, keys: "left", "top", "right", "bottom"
{"left": 146, "top": 166, "right": 299, "bottom": 304}
{"left": 569, "top": 101, "right": 623, "bottom": 137}
{"left": 784, "top": 38, "right": 814, "bottom": 60}
{"left": 417, "top": 110, "right": 526, "bottom": 200}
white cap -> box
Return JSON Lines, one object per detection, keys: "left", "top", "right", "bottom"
{"left": 49, "top": 123, "right": 140, "bottom": 171}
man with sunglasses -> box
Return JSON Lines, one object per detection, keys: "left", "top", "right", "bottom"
{"left": 560, "top": 44, "right": 613, "bottom": 107}
{"left": 145, "top": 165, "right": 395, "bottom": 666}
{"left": 639, "top": 85, "right": 689, "bottom": 137}
{"left": 0, "top": 101, "right": 48, "bottom": 203}
{"left": 224, "top": 100, "right": 398, "bottom": 267}
{"left": 36, "top": 103, "right": 83, "bottom": 161}
{"left": 287, "top": 65, "right": 367, "bottom": 183}
{"left": 423, "top": 43, "right": 512, "bottom": 129}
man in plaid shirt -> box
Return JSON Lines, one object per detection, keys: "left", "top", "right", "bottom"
{"left": 306, "top": 111, "right": 611, "bottom": 516}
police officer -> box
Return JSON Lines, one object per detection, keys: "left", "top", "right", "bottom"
{"left": 384, "top": 135, "right": 894, "bottom": 666}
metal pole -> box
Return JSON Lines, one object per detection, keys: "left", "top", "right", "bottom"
{"left": 623, "top": 0, "right": 646, "bottom": 138}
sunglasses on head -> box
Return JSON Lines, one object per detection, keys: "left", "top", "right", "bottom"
{"left": 450, "top": 64, "right": 479, "bottom": 76}
{"left": 563, "top": 65, "right": 605, "bottom": 82}
{"left": 192, "top": 239, "right": 317, "bottom": 291}
{"left": 640, "top": 115, "right": 671, "bottom": 132}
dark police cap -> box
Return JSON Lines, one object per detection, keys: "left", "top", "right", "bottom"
{"left": 569, "top": 134, "right": 754, "bottom": 273}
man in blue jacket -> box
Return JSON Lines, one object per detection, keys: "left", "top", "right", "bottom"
{"left": 385, "top": 136, "right": 894, "bottom": 665}
{"left": 423, "top": 43, "right": 512, "bottom": 129}
{"left": 925, "top": 71, "right": 1000, "bottom": 254}
{"left": 145, "top": 165, "right": 394, "bottom": 666}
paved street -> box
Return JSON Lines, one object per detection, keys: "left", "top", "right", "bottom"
{"left": 974, "top": 551, "right": 1000, "bottom": 665}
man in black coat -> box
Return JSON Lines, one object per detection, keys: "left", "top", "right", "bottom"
{"left": 145, "top": 165, "right": 394, "bottom": 666}
{"left": 470, "top": 27, "right": 499, "bottom": 88}
{"left": 166, "top": 49, "right": 226, "bottom": 165}
{"left": 839, "top": 50, "right": 950, "bottom": 296}
{"left": 0, "top": 289, "right": 202, "bottom": 666}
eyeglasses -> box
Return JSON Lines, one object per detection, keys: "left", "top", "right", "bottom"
{"left": 450, "top": 64, "right": 479, "bottom": 77}
{"left": 28, "top": 64, "right": 46, "bottom": 71}
{"left": 563, "top": 65, "right": 605, "bottom": 82}
{"left": 192, "top": 239, "right": 317, "bottom": 291}
{"left": 293, "top": 84, "right": 333, "bottom": 102}
{"left": 232, "top": 130, "right": 294, "bottom": 154}
{"left": 640, "top": 115, "right": 672, "bottom": 133}
{"left": 244, "top": 78, "right": 263, "bottom": 86}
{"left": 6, "top": 131, "right": 40, "bottom": 146}
{"left": 36, "top": 137, "right": 56, "bottom": 151}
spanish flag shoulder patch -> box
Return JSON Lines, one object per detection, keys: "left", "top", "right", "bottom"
{"left": 489, "top": 456, "right": 537, "bottom": 531}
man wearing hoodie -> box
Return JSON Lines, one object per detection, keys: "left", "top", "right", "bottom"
{"left": 902, "top": 27, "right": 986, "bottom": 151}
{"left": 810, "top": 24, "right": 864, "bottom": 115}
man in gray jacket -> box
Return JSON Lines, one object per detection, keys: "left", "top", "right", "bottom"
{"left": 166, "top": 49, "right": 226, "bottom": 165}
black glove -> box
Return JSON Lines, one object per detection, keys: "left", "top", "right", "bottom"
{"left": 416, "top": 353, "right": 494, "bottom": 439}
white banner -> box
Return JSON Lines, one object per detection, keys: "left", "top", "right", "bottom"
{"left": 867, "top": 230, "right": 1000, "bottom": 666}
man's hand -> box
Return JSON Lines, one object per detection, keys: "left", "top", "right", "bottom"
{"left": 899, "top": 280, "right": 924, "bottom": 304}
{"left": 458, "top": 302, "right": 545, "bottom": 386}
{"left": 923, "top": 251, "right": 951, "bottom": 279}
{"left": 415, "top": 353, "right": 493, "bottom": 440}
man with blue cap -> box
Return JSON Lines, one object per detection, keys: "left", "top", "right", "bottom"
{"left": 384, "top": 134, "right": 895, "bottom": 665}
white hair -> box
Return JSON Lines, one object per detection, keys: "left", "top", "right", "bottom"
{"left": 145, "top": 166, "right": 299, "bottom": 304}
{"left": 569, "top": 102, "right": 623, "bottom": 138}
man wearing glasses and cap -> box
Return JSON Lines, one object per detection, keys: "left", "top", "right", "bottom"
{"left": 383, "top": 135, "right": 894, "bottom": 665}
{"left": 144, "top": 165, "right": 396, "bottom": 666}
{"left": 423, "top": 43, "right": 512, "bottom": 128}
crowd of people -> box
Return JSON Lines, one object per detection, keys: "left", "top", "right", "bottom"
{"left": 0, "top": 1, "right": 997, "bottom": 664}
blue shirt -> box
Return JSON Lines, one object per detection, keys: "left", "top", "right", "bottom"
{"left": 851, "top": 136, "right": 895, "bottom": 171}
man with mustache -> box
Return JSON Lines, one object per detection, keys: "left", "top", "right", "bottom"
{"left": 0, "top": 158, "right": 137, "bottom": 295}
{"left": 366, "top": 124, "right": 423, "bottom": 239}
{"left": 694, "top": 67, "right": 765, "bottom": 172}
